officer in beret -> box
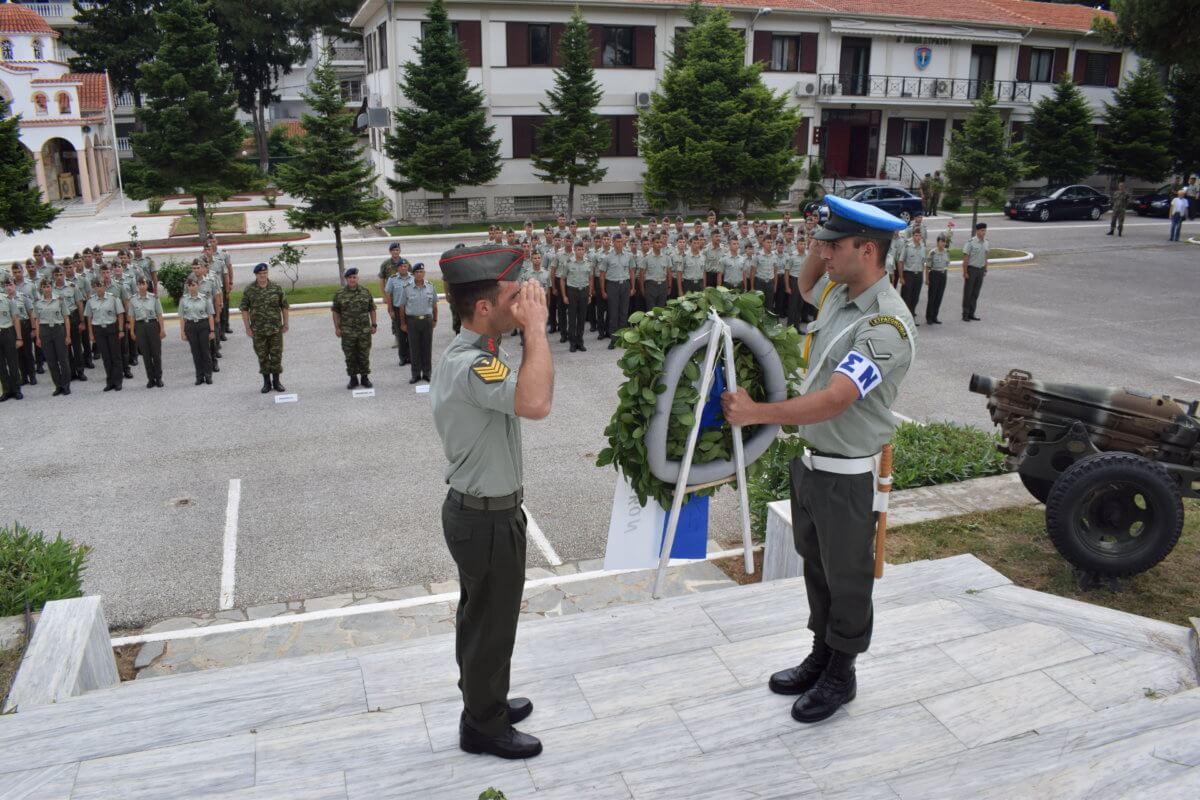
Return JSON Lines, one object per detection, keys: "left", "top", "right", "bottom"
{"left": 331, "top": 267, "right": 377, "bottom": 389}
{"left": 430, "top": 244, "right": 554, "bottom": 760}
{"left": 722, "top": 194, "right": 916, "bottom": 724}
{"left": 240, "top": 262, "right": 289, "bottom": 393}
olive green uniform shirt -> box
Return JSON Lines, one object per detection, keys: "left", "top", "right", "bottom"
{"left": 178, "top": 294, "right": 214, "bottom": 322}
{"left": 925, "top": 248, "right": 952, "bottom": 272}
{"left": 722, "top": 254, "right": 746, "bottom": 285}
{"left": 704, "top": 244, "right": 725, "bottom": 275}
{"left": 680, "top": 252, "right": 706, "bottom": 281}
{"left": 84, "top": 293, "right": 124, "bottom": 325}
{"left": 397, "top": 282, "right": 437, "bottom": 316}
{"left": 753, "top": 252, "right": 781, "bottom": 281}
{"left": 34, "top": 296, "right": 69, "bottom": 325}
{"left": 641, "top": 253, "right": 671, "bottom": 283}
{"left": 564, "top": 256, "right": 592, "bottom": 289}
{"left": 898, "top": 241, "right": 927, "bottom": 272}
{"left": 0, "top": 296, "right": 18, "bottom": 329}
{"left": 129, "top": 294, "right": 164, "bottom": 321}
{"left": 963, "top": 237, "right": 989, "bottom": 268}
{"left": 601, "top": 251, "right": 635, "bottom": 283}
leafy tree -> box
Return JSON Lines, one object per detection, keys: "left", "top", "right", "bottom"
{"left": 943, "top": 89, "right": 1023, "bottom": 227}
{"left": 0, "top": 100, "right": 58, "bottom": 236}
{"left": 1022, "top": 75, "right": 1097, "bottom": 185}
{"left": 385, "top": 0, "right": 500, "bottom": 228}
{"left": 274, "top": 50, "right": 388, "bottom": 284}
{"left": 639, "top": 6, "right": 804, "bottom": 212}
{"left": 1095, "top": 0, "right": 1200, "bottom": 72}
{"left": 1168, "top": 65, "right": 1200, "bottom": 174}
{"left": 1098, "top": 60, "right": 1172, "bottom": 182}
{"left": 62, "top": 0, "right": 162, "bottom": 109}
{"left": 531, "top": 8, "right": 609, "bottom": 219}
{"left": 125, "top": 0, "right": 258, "bottom": 241}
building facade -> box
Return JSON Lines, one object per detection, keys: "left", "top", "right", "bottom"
{"left": 0, "top": 3, "right": 118, "bottom": 212}
{"left": 351, "top": 0, "right": 1133, "bottom": 223}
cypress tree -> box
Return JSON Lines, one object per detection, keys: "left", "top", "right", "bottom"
{"left": 943, "top": 88, "right": 1023, "bottom": 228}
{"left": 0, "top": 99, "right": 59, "bottom": 236}
{"left": 275, "top": 49, "right": 389, "bottom": 285}
{"left": 62, "top": 0, "right": 161, "bottom": 109}
{"left": 1168, "top": 65, "right": 1200, "bottom": 175}
{"left": 531, "top": 8, "right": 609, "bottom": 219}
{"left": 385, "top": 0, "right": 501, "bottom": 229}
{"left": 1099, "top": 60, "right": 1172, "bottom": 182}
{"left": 1022, "top": 75, "right": 1097, "bottom": 185}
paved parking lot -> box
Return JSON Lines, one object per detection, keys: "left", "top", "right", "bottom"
{"left": 2, "top": 215, "right": 1196, "bottom": 626}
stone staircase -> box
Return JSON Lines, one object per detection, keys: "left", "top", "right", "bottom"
{"left": 2, "top": 554, "right": 1197, "bottom": 799}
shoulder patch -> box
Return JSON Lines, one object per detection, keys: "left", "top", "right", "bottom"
{"left": 868, "top": 315, "right": 908, "bottom": 340}
{"left": 471, "top": 355, "right": 510, "bottom": 384}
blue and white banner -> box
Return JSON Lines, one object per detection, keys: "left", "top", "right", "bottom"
{"left": 603, "top": 471, "right": 710, "bottom": 570}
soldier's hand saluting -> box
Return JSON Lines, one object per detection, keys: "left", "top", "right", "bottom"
{"left": 511, "top": 280, "right": 548, "bottom": 332}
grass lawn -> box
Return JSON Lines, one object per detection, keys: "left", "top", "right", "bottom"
{"left": 133, "top": 204, "right": 293, "bottom": 218}
{"left": 946, "top": 204, "right": 1005, "bottom": 215}
{"left": 169, "top": 214, "right": 247, "bottom": 238}
{"left": 947, "top": 247, "right": 1026, "bottom": 260}
{"left": 160, "top": 279, "right": 445, "bottom": 313}
{"left": 887, "top": 500, "right": 1200, "bottom": 627}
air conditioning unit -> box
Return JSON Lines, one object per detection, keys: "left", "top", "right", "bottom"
{"left": 821, "top": 81, "right": 842, "bottom": 95}
{"left": 365, "top": 107, "right": 390, "bottom": 128}
{"left": 934, "top": 79, "right": 950, "bottom": 96}
{"left": 635, "top": 92, "right": 651, "bottom": 109}
{"left": 793, "top": 81, "right": 817, "bottom": 98}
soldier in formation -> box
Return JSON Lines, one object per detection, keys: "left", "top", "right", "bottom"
{"left": 331, "top": 267, "right": 377, "bottom": 389}
{"left": 240, "top": 263, "right": 289, "bottom": 393}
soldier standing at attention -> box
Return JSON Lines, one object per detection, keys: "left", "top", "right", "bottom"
{"left": 332, "top": 267, "right": 377, "bottom": 390}
{"left": 0, "top": 278, "right": 23, "bottom": 401}
{"left": 601, "top": 233, "right": 635, "bottom": 350}
{"left": 640, "top": 234, "right": 671, "bottom": 311}
{"left": 897, "top": 229, "right": 927, "bottom": 320}
{"left": 961, "top": 223, "right": 989, "bottom": 322}
{"left": 923, "top": 233, "right": 951, "bottom": 325}
{"left": 919, "top": 173, "right": 932, "bottom": 215}
{"left": 240, "top": 262, "right": 289, "bottom": 393}
{"left": 85, "top": 277, "right": 126, "bottom": 392}
{"left": 562, "top": 240, "right": 592, "bottom": 352}
{"left": 380, "top": 242, "right": 411, "bottom": 358}
{"left": 721, "top": 194, "right": 915, "bottom": 723}
{"left": 398, "top": 263, "right": 438, "bottom": 384}
{"left": 719, "top": 238, "right": 745, "bottom": 291}
{"left": 430, "top": 245, "right": 553, "bottom": 760}
{"left": 128, "top": 276, "right": 166, "bottom": 388}
{"left": 179, "top": 277, "right": 215, "bottom": 386}
{"left": 753, "top": 236, "right": 780, "bottom": 312}
{"left": 34, "top": 279, "right": 71, "bottom": 396}
{"left": 130, "top": 242, "right": 157, "bottom": 294}
{"left": 678, "top": 235, "right": 707, "bottom": 295}
{"left": 1107, "top": 180, "right": 1129, "bottom": 237}
{"left": 930, "top": 170, "right": 944, "bottom": 217}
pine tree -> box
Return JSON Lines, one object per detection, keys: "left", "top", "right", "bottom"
{"left": 639, "top": 6, "right": 804, "bottom": 212}
{"left": 943, "top": 88, "right": 1023, "bottom": 228}
{"left": 385, "top": 0, "right": 500, "bottom": 229}
{"left": 124, "top": 0, "right": 258, "bottom": 242}
{"left": 0, "top": 99, "right": 58, "bottom": 236}
{"left": 1098, "top": 60, "right": 1172, "bottom": 182}
{"left": 1168, "top": 65, "right": 1200, "bottom": 174}
{"left": 530, "top": 8, "right": 609, "bottom": 219}
{"left": 1022, "top": 75, "right": 1097, "bottom": 185}
{"left": 274, "top": 49, "right": 388, "bottom": 285}
{"left": 62, "top": 0, "right": 161, "bottom": 109}
{"left": 1095, "top": 0, "right": 1200, "bottom": 73}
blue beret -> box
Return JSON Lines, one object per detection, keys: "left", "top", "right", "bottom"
{"left": 388, "top": 242, "right": 400, "bottom": 251}
{"left": 344, "top": 267, "right": 359, "bottom": 277}
{"left": 814, "top": 195, "right": 908, "bottom": 241}
{"left": 253, "top": 262, "right": 269, "bottom": 273}
{"left": 411, "top": 262, "right": 425, "bottom": 271}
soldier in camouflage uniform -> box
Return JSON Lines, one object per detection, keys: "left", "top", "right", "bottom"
{"left": 240, "top": 262, "right": 290, "bottom": 393}
{"left": 332, "top": 267, "right": 377, "bottom": 389}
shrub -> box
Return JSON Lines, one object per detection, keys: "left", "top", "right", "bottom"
{"left": 940, "top": 193, "right": 962, "bottom": 212}
{"left": 0, "top": 522, "right": 90, "bottom": 616}
{"left": 747, "top": 436, "right": 809, "bottom": 541}
{"left": 157, "top": 260, "right": 192, "bottom": 304}
{"left": 147, "top": 197, "right": 165, "bottom": 214}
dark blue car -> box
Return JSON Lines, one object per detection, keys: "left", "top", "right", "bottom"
{"left": 806, "top": 184, "right": 924, "bottom": 222}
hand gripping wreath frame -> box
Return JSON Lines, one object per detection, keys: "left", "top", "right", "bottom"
{"left": 646, "top": 309, "right": 789, "bottom": 598}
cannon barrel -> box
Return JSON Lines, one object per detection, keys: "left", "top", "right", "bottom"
{"left": 969, "top": 373, "right": 997, "bottom": 396}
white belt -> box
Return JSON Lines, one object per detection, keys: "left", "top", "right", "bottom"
{"left": 801, "top": 448, "right": 877, "bottom": 475}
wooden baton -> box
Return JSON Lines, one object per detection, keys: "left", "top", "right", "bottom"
{"left": 874, "top": 443, "right": 894, "bottom": 579}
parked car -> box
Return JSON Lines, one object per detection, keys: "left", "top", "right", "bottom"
{"left": 804, "top": 184, "right": 924, "bottom": 222}
{"left": 1004, "top": 185, "right": 1111, "bottom": 222}
{"left": 1133, "top": 184, "right": 1176, "bottom": 217}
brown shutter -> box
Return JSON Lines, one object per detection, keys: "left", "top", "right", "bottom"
{"left": 886, "top": 117, "right": 904, "bottom": 156}
{"left": 794, "top": 118, "right": 810, "bottom": 154}
{"left": 799, "top": 32, "right": 818, "bottom": 72}
{"left": 512, "top": 117, "right": 530, "bottom": 159}
{"left": 457, "top": 20, "right": 482, "bottom": 67}
{"left": 634, "top": 26, "right": 655, "bottom": 69}
{"left": 1073, "top": 49, "right": 1088, "bottom": 83}
{"left": 1106, "top": 52, "right": 1122, "bottom": 87}
{"left": 1053, "top": 47, "right": 1069, "bottom": 81}
{"left": 547, "top": 23, "right": 565, "bottom": 67}
{"left": 753, "top": 31, "right": 771, "bottom": 66}
{"left": 616, "top": 116, "right": 638, "bottom": 155}
{"left": 926, "top": 119, "right": 946, "bottom": 157}
{"left": 1016, "top": 45, "right": 1031, "bottom": 82}
{"left": 506, "top": 22, "right": 528, "bottom": 67}
{"left": 589, "top": 25, "right": 604, "bottom": 68}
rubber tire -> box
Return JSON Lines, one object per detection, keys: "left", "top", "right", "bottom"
{"left": 1089, "top": 206, "right": 1101, "bottom": 220}
{"left": 1038, "top": 207, "right": 1051, "bottom": 222}
{"left": 1019, "top": 471, "right": 1055, "bottom": 504}
{"left": 1044, "top": 452, "right": 1184, "bottom": 577}
{"left": 899, "top": 210, "right": 912, "bottom": 222}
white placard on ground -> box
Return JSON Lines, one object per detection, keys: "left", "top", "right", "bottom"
{"left": 415, "top": 384, "right": 431, "bottom": 394}
{"left": 274, "top": 393, "right": 299, "bottom": 404}
{"left": 603, "top": 470, "right": 667, "bottom": 571}
{"left": 351, "top": 388, "right": 376, "bottom": 399}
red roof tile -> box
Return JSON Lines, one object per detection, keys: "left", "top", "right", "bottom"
{"left": 65, "top": 72, "right": 108, "bottom": 113}
{"left": 0, "top": 4, "right": 54, "bottom": 35}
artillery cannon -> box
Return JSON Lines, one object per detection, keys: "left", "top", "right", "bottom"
{"left": 970, "top": 369, "right": 1199, "bottom": 578}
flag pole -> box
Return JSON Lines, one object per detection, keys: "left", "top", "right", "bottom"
{"left": 104, "top": 71, "right": 126, "bottom": 211}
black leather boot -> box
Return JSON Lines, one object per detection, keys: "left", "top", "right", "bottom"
{"left": 360, "top": 374, "right": 372, "bottom": 388}
{"left": 347, "top": 374, "right": 359, "bottom": 390}
{"left": 260, "top": 374, "right": 272, "bottom": 394}
{"left": 271, "top": 373, "right": 286, "bottom": 392}
{"left": 459, "top": 723, "right": 542, "bottom": 759}
{"left": 768, "top": 636, "right": 831, "bottom": 695}
{"left": 791, "top": 650, "right": 857, "bottom": 723}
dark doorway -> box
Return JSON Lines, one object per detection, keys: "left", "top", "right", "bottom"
{"left": 848, "top": 126, "right": 870, "bottom": 177}
{"left": 970, "top": 45, "right": 997, "bottom": 99}
{"left": 820, "top": 109, "right": 881, "bottom": 179}
{"left": 839, "top": 37, "right": 871, "bottom": 96}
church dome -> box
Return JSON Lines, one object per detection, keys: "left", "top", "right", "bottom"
{"left": 0, "top": 4, "right": 55, "bottom": 36}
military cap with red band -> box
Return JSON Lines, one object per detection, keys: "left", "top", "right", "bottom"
{"left": 438, "top": 245, "right": 525, "bottom": 286}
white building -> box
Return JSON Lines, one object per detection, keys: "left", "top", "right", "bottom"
{"left": 0, "top": 3, "right": 117, "bottom": 212}
{"left": 272, "top": 33, "right": 368, "bottom": 124}
{"left": 350, "top": 0, "right": 1134, "bottom": 223}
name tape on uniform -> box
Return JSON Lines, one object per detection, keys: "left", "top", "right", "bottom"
{"left": 835, "top": 351, "right": 883, "bottom": 399}
{"left": 274, "top": 393, "right": 299, "bottom": 404}
{"left": 351, "top": 388, "right": 376, "bottom": 399}
{"left": 415, "top": 384, "right": 431, "bottom": 394}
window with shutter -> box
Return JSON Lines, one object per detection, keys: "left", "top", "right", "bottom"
{"left": 1030, "top": 48, "right": 1054, "bottom": 83}
{"left": 601, "top": 27, "right": 634, "bottom": 67}
{"left": 770, "top": 35, "right": 800, "bottom": 72}
{"left": 529, "top": 24, "right": 551, "bottom": 66}
{"left": 1082, "top": 51, "right": 1109, "bottom": 86}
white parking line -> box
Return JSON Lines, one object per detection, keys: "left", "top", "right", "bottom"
{"left": 523, "top": 503, "right": 563, "bottom": 566}
{"left": 1174, "top": 376, "right": 1200, "bottom": 387}
{"left": 219, "top": 479, "right": 241, "bottom": 611}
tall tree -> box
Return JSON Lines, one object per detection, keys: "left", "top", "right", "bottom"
{"left": 62, "top": 0, "right": 162, "bottom": 109}
{"left": 1169, "top": 65, "right": 1200, "bottom": 174}
{"left": 1098, "top": 60, "right": 1172, "bottom": 182}
{"left": 1022, "top": 75, "right": 1097, "bottom": 185}
{"left": 1095, "top": 0, "right": 1200, "bottom": 72}
{"left": 639, "top": 6, "right": 804, "bottom": 212}
{"left": 125, "top": 0, "right": 257, "bottom": 242}
{"left": 274, "top": 50, "right": 388, "bottom": 285}
{"left": 0, "top": 100, "right": 58, "bottom": 236}
{"left": 385, "top": 0, "right": 500, "bottom": 229}
{"left": 943, "top": 89, "right": 1023, "bottom": 227}
{"left": 531, "top": 8, "right": 609, "bottom": 219}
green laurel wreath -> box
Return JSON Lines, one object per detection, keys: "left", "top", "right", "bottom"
{"left": 596, "top": 287, "right": 805, "bottom": 509}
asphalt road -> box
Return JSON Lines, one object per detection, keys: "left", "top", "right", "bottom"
{"left": 2, "top": 213, "right": 1197, "bottom": 626}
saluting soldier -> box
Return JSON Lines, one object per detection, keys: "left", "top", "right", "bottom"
{"left": 0, "top": 279, "right": 25, "bottom": 400}
{"left": 430, "top": 244, "right": 553, "bottom": 760}
{"left": 85, "top": 276, "right": 126, "bottom": 392}
{"left": 34, "top": 279, "right": 72, "bottom": 396}
{"left": 397, "top": 263, "right": 438, "bottom": 384}
{"left": 331, "top": 267, "right": 377, "bottom": 389}
{"left": 722, "top": 195, "right": 915, "bottom": 724}
{"left": 961, "top": 222, "right": 989, "bottom": 322}
{"left": 128, "top": 275, "right": 166, "bottom": 388}
{"left": 240, "top": 262, "right": 290, "bottom": 393}
{"left": 1107, "top": 180, "right": 1129, "bottom": 237}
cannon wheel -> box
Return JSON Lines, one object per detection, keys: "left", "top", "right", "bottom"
{"left": 1019, "top": 472, "right": 1055, "bottom": 504}
{"left": 1045, "top": 452, "right": 1184, "bottom": 577}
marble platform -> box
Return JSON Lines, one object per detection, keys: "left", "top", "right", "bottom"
{"left": 1, "top": 554, "right": 1197, "bottom": 799}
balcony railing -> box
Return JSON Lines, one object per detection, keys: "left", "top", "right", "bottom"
{"left": 817, "top": 74, "right": 1032, "bottom": 103}
{"left": 19, "top": 2, "right": 95, "bottom": 21}
{"left": 116, "top": 137, "right": 131, "bottom": 152}
{"left": 331, "top": 45, "right": 365, "bottom": 63}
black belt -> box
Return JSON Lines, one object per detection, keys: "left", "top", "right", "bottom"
{"left": 448, "top": 487, "right": 523, "bottom": 511}
{"left": 40, "top": 322, "right": 63, "bottom": 327}
{"left": 411, "top": 314, "right": 429, "bottom": 320}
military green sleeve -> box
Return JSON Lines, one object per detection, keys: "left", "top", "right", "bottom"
{"left": 278, "top": 288, "right": 289, "bottom": 308}
{"left": 465, "top": 354, "right": 518, "bottom": 415}
{"left": 238, "top": 290, "right": 250, "bottom": 311}
{"left": 205, "top": 298, "right": 215, "bottom": 317}
{"left": 331, "top": 292, "right": 342, "bottom": 314}
{"left": 836, "top": 317, "right": 913, "bottom": 399}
